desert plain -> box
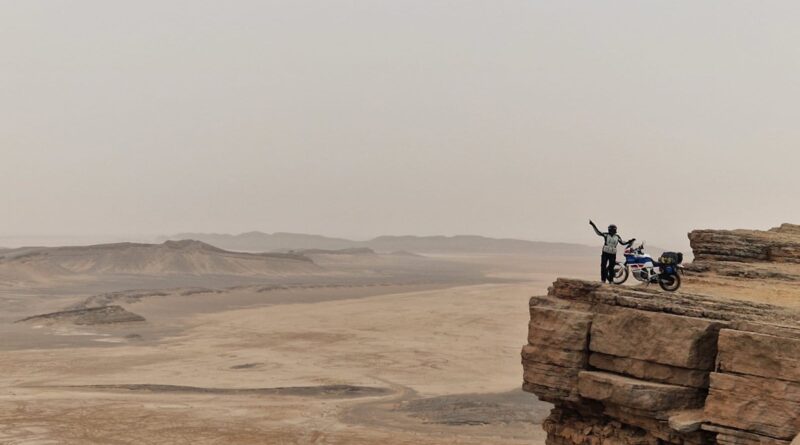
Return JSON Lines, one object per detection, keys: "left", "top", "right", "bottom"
{"left": 0, "top": 238, "right": 599, "bottom": 444}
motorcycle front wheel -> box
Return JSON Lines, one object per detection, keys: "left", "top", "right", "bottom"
{"left": 613, "top": 263, "right": 629, "bottom": 284}
{"left": 658, "top": 273, "right": 681, "bottom": 292}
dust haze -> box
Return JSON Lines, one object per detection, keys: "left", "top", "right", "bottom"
{"left": 1, "top": 1, "right": 798, "bottom": 444}
{"left": 4, "top": 1, "right": 800, "bottom": 249}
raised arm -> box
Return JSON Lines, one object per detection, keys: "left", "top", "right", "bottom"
{"left": 589, "top": 220, "right": 603, "bottom": 237}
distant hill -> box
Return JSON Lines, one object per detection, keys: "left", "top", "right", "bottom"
{"left": 164, "top": 232, "right": 356, "bottom": 252}
{"left": 366, "top": 235, "right": 596, "bottom": 255}
{"left": 163, "top": 232, "right": 598, "bottom": 256}
{"left": 0, "top": 240, "right": 318, "bottom": 284}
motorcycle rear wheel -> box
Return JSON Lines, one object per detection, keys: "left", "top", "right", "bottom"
{"left": 658, "top": 273, "right": 681, "bottom": 292}
{"left": 613, "top": 263, "right": 629, "bottom": 284}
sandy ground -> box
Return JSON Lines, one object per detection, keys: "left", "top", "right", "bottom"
{"left": 685, "top": 272, "right": 800, "bottom": 310}
{"left": 11, "top": 249, "right": 794, "bottom": 445}
{"left": 0, "top": 284, "right": 550, "bottom": 444}
{"left": 0, "top": 255, "right": 598, "bottom": 444}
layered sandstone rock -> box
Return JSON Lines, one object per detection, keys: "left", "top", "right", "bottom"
{"left": 689, "top": 225, "right": 800, "bottom": 268}
{"left": 522, "top": 278, "right": 800, "bottom": 445}
{"left": 685, "top": 224, "right": 800, "bottom": 308}
{"left": 522, "top": 306, "right": 594, "bottom": 402}
{"left": 770, "top": 224, "right": 800, "bottom": 236}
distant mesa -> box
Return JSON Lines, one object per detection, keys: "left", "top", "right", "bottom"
{"left": 163, "top": 232, "right": 597, "bottom": 256}
{"left": 163, "top": 232, "right": 357, "bottom": 252}
{"left": 16, "top": 305, "right": 145, "bottom": 326}
{"left": 0, "top": 239, "right": 318, "bottom": 283}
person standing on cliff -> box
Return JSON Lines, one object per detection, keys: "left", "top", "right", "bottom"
{"left": 589, "top": 220, "right": 635, "bottom": 284}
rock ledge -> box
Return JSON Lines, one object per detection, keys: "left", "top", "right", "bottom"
{"left": 522, "top": 277, "right": 800, "bottom": 445}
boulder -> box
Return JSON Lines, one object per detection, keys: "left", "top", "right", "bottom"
{"left": 668, "top": 410, "right": 705, "bottom": 433}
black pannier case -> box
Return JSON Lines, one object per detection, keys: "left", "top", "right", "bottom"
{"left": 659, "top": 252, "right": 683, "bottom": 265}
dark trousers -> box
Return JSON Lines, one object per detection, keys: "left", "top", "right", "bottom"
{"left": 601, "top": 252, "right": 616, "bottom": 283}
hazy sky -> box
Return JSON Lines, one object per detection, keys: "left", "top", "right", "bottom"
{"left": 2, "top": 1, "right": 799, "bottom": 249}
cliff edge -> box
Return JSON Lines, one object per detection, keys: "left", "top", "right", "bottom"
{"left": 522, "top": 224, "right": 800, "bottom": 445}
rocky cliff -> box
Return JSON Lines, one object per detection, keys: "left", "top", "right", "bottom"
{"left": 522, "top": 225, "right": 800, "bottom": 445}
{"left": 688, "top": 225, "right": 800, "bottom": 278}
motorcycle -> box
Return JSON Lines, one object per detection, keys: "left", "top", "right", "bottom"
{"left": 613, "top": 243, "right": 684, "bottom": 291}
